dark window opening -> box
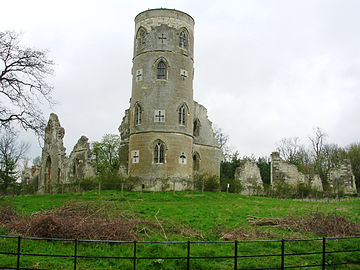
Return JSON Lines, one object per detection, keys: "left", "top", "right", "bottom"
{"left": 157, "top": 61, "right": 166, "bottom": 79}
{"left": 179, "top": 31, "right": 188, "bottom": 48}
{"left": 154, "top": 142, "right": 165, "bottom": 163}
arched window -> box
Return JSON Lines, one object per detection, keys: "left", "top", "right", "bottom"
{"left": 154, "top": 142, "right": 165, "bottom": 164}
{"left": 179, "top": 30, "right": 188, "bottom": 48}
{"left": 134, "top": 103, "right": 142, "bottom": 125}
{"left": 193, "top": 118, "right": 200, "bottom": 137}
{"left": 136, "top": 28, "right": 146, "bottom": 50}
{"left": 178, "top": 104, "right": 186, "bottom": 125}
{"left": 157, "top": 61, "right": 167, "bottom": 79}
{"left": 193, "top": 152, "right": 200, "bottom": 172}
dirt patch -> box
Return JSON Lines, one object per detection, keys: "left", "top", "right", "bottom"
{"left": 248, "top": 213, "right": 360, "bottom": 237}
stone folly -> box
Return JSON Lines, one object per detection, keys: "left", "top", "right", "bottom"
{"left": 38, "top": 113, "right": 96, "bottom": 193}
{"left": 118, "top": 9, "right": 222, "bottom": 190}
{"left": 329, "top": 159, "right": 357, "bottom": 194}
{"left": 234, "top": 160, "right": 263, "bottom": 195}
{"left": 270, "top": 152, "right": 357, "bottom": 193}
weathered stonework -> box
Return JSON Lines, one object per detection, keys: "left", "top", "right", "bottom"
{"left": 21, "top": 166, "right": 39, "bottom": 186}
{"left": 38, "top": 113, "right": 67, "bottom": 193}
{"left": 119, "top": 9, "right": 221, "bottom": 190}
{"left": 38, "top": 114, "right": 96, "bottom": 193}
{"left": 329, "top": 159, "right": 356, "bottom": 194}
{"left": 67, "top": 136, "right": 96, "bottom": 180}
{"left": 234, "top": 161, "right": 263, "bottom": 195}
{"left": 270, "top": 152, "right": 323, "bottom": 191}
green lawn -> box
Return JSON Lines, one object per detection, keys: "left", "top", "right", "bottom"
{"left": 1, "top": 190, "right": 359, "bottom": 269}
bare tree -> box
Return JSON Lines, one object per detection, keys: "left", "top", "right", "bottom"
{"left": 308, "top": 127, "right": 346, "bottom": 189}
{"left": 309, "top": 127, "right": 327, "bottom": 158}
{"left": 213, "top": 125, "right": 233, "bottom": 161}
{"left": 276, "top": 137, "right": 301, "bottom": 163}
{"left": 0, "top": 131, "right": 29, "bottom": 194}
{"left": 213, "top": 125, "right": 229, "bottom": 149}
{"left": 0, "top": 31, "right": 54, "bottom": 136}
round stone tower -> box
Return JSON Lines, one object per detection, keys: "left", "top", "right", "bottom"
{"left": 128, "top": 9, "right": 195, "bottom": 183}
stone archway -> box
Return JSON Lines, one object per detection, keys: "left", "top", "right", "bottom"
{"left": 193, "top": 152, "right": 200, "bottom": 173}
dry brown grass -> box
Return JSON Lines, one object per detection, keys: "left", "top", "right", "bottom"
{"left": 0, "top": 202, "right": 203, "bottom": 241}
{"left": 248, "top": 212, "right": 360, "bottom": 237}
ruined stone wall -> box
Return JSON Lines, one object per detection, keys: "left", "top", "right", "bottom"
{"left": 66, "top": 136, "right": 96, "bottom": 180}
{"left": 21, "top": 166, "right": 39, "bottom": 187}
{"left": 234, "top": 161, "right": 263, "bottom": 195}
{"left": 329, "top": 159, "right": 357, "bottom": 194}
{"left": 192, "top": 101, "right": 222, "bottom": 177}
{"left": 118, "top": 109, "right": 129, "bottom": 176}
{"left": 270, "top": 152, "right": 323, "bottom": 191}
{"left": 38, "top": 114, "right": 96, "bottom": 193}
{"left": 39, "top": 113, "right": 67, "bottom": 193}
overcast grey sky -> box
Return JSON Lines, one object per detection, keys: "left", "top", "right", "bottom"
{"left": 1, "top": 0, "right": 359, "bottom": 159}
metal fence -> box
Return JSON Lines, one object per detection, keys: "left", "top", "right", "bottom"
{"left": 0, "top": 235, "right": 359, "bottom": 270}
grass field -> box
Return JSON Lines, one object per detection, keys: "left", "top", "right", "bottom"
{"left": 0, "top": 190, "right": 359, "bottom": 269}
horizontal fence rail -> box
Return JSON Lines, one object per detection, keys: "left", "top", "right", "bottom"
{"left": 0, "top": 235, "right": 359, "bottom": 269}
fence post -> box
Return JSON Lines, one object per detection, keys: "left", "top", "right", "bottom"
{"left": 322, "top": 237, "right": 326, "bottom": 270}
{"left": 187, "top": 241, "right": 190, "bottom": 270}
{"left": 73, "top": 239, "right": 78, "bottom": 270}
{"left": 16, "top": 236, "right": 21, "bottom": 270}
{"left": 281, "top": 239, "right": 285, "bottom": 270}
{"left": 133, "top": 241, "right": 137, "bottom": 270}
{"left": 234, "top": 240, "right": 238, "bottom": 270}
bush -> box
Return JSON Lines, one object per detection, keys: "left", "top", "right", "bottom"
{"left": 194, "top": 174, "right": 220, "bottom": 192}
{"left": 20, "top": 183, "right": 37, "bottom": 194}
{"left": 267, "top": 181, "right": 324, "bottom": 199}
{"left": 204, "top": 175, "right": 220, "bottom": 192}
{"left": 79, "top": 177, "right": 99, "bottom": 191}
{"left": 124, "top": 176, "right": 141, "bottom": 191}
{"left": 220, "top": 177, "right": 244, "bottom": 193}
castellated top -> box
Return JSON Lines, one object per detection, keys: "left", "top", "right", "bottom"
{"left": 119, "top": 8, "right": 222, "bottom": 190}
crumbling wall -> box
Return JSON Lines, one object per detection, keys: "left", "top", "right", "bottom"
{"left": 21, "top": 166, "right": 39, "bottom": 187}
{"left": 193, "top": 101, "right": 222, "bottom": 177}
{"left": 329, "top": 159, "right": 357, "bottom": 194}
{"left": 39, "top": 113, "right": 67, "bottom": 193}
{"left": 234, "top": 161, "right": 263, "bottom": 195}
{"left": 67, "top": 136, "right": 96, "bottom": 180}
{"left": 38, "top": 113, "right": 96, "bottom": 193}
{"left": 271, "top": 152, "right": 323, "bottom": 191}
{"left": 118, "top": 109, "right": 130, "bottom": 176}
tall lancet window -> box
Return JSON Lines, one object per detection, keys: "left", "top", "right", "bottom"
{"left": 154, "top": 142, "right": 165, "bottom": 164}
{"left": 179, "top": 31, "right": 188, "bottom": 48}
{"left": 157, "top": 61, "right": 167, "bottom": 79}
{"left": 135, "top": 103, "right": 142, "bottom": 125}
{"left": 137, "top": 28, "right": 146, "bottom": 51}
{"left": 178, "top": 104, "right": 186, "bottom": 125}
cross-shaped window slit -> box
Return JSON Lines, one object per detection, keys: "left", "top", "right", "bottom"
{"left": 154, "top": 110, "right": 165, "bottom": 122}
{"left": 158, "top": 33, "right": 167, "bottom": 47}
{"left": 180, "top": 69, "right": 188, "bottom": 80}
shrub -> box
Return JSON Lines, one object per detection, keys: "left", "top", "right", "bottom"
{"left": 194, "top": 174, "right": 220, "bottom": 192}
{"left": 220, "top": 177, "right": 244, "bottom": 193}
{"left": 124, "top": 176, "right": 141, "bottom": 191}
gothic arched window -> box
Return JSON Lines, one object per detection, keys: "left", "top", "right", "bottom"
{"left": 179, "top": 30, "right": 188, "bottom": 48}
{"left": 136, "top": 28, "right": 146, "bottom": 51}
{"left": 178, "top": 104, "right": 186, "bottom": 125}
{"left": 157, "top": 61, "right": 167, "bottom": 79}
{"left": 193, "top": 118, "right": 201, "bottom": 137}
{"left": 134, "top": 103, "right": 142, "bottom": 125}
{"left": 154, "top": 142, "right": 165, "bottom": 164}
